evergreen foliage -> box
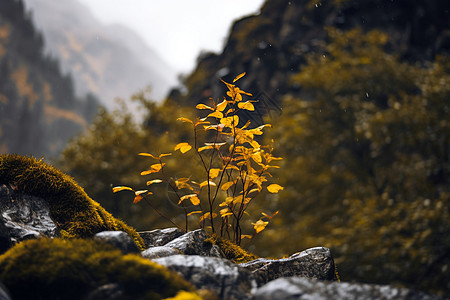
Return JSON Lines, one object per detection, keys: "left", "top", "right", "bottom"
{"left": 264, "top": 28, "right": 449, "bottom": 295}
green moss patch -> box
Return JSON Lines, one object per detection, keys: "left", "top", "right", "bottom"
{"left": 0, "top": 154, "right": 144, "bottom": 249}
{"left": 0, "top": 238, "right": 194, "bottom": 300}
{"left": 206, "top": 235, "right": 258, "bottom": 264}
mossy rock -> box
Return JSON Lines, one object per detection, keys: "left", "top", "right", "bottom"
{"left": 206, "top": 235, "right": 258, "bottom": 264}
{"left": 0, "top": 154, "right": 145, "bottom": 249}
{"left": 0, "top": 238, "right": 194, "bottom": 300}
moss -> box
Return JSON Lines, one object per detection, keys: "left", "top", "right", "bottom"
{"left": 0, "top": 154, "right": 145, "bottom": 249}
{"left": 0, "top": 238, "right": 194, "bottom": 300}
{"left": 163, "top": 290, "right": 203, "bottom": 300}
{"left": 205, "top": 235, "right": 258, "bottom": 264}
{"left": 335, "top": 264, "right": 341, "bottom": 282}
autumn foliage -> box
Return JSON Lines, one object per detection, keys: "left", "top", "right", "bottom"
{"left": 114, "top": 73, "right": 282, "bottom": 245}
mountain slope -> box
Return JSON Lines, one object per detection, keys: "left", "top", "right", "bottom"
{"left": 23, "top": 0, "right": 177, "bottom": 108}
{"left": 171, "top": 0, "right": 450, "bottom": 108}
{"left": 0, "top": 0, "right": 99, "bottom": 158}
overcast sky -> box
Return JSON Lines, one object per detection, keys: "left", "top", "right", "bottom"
{"left": 77, "top": 0, "right": 265, "bottom": 73}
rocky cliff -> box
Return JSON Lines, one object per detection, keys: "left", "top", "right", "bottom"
{"left": 170, "top": 0, "right": 450, "bottom": 107}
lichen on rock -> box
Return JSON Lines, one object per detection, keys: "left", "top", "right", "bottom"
{"left": 205, "top": 235, "right": 258, "bottom": 264}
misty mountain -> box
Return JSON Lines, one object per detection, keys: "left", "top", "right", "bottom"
{"left": 23, "top": 0, "right": 177, "bottom": 109}
{"left": 0, "top": 0, "right": 99, "bottom": 158}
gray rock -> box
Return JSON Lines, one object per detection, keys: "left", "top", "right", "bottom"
{"left": 93, "top": 231, "right": 140, "bottom": 254}
{"left": 164, "top": 229, "right": 224, "bottom": 257}
{"left": 138, "top": 227, "right": 185, "bottom": 248}
{"left": 0, "top": 217, "right": 11, "bottom": 255}
{"left": 251, "top": 276, "right": 447, "bottom": 300}
{"left": 141, "top": 246, "right": 181, "bottom": 259}
{"left": 84, "top": 283, "right": 127, "bottom": 300}
{"left": 153, "top": 254, "right": 255, "bottom": 300}
{"left": 0, "top": 184, "right": 58, "bottom": 246}
{"left": 240, "top": 247, "right": 335, "bottom": 286}
{"left": 0, "top": 282, "right": 12, "bottom": 300}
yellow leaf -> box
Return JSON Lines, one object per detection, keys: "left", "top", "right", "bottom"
{"left": 133, "top": 195, "right": 143, "bottom": 204}
{"left": 238, "top": 101, "right": 255, "bottom": 111}
{"left": 196, "top": 103, "right": 214, "bottom": 110}
{"left": 209, "top": 168, "right": 221, "bottom": 179}
{"left": 178, "top": 194, "right": 197, "bottom": 205}
{"left": 252, "top": 152, "right": 262, "bottom": 163}
{"left": 207, "top": 111, "right": 224, "bottom": 119}
{"left": 187, "top": 210, "right": 202, "bottom": 216}
{"left": 199, "top": 212, "right": 217, "bottom": 222}
{"left": 220, "top": 208, "right": 233, "bottom": 217}
{"left": 135, "top": 190, "right": 149, "bottom": 196}
{"left": 139, "top": 152, "right": 171, "bottom": 160}
{"left": 233, "top": 72, "right": 246, "bottom": 83}
{"left": 216, "top": 100, "right": 228, "bottom": 112}
{"left": 248, "top": 187, "right": 261, "bottom": 194}
{"left": 146, "top": 179, "right": 163, "bottom": 185}
{"left": 220, "top": 115, "right": 239, "bottom": 128}
{"left": 194, "top": 119, "right": 210, "bottom": 127}
{"left": 141, "top": 163, "right": 165, "bottom": 175}
{"left": 221, "top": 181, "right": 234, "bottom": 191}
{"left": 138, "top": 153, "right": 158, "bottom": 159}
{"left": 199, "top": 180, "right": 217, "bottom": 189}
{"left": 112, "top": 186, "right": 133, "bottom": 193}
{"left": 177, "top": 117, "right": 193, "bottom": 124}
{"left": 204, "top": 142, "right": 227, "bottom": 149}
{"left": 219, "top": 196, "right": 234, "bottom": 206}
{"left": 198, "top": 145, "right": 214, "bottom": 152}
{"left": 267, "top": 184, "right": 284, "bottom": 193}
{"left": 252, "top": 220, "right": 269, "bottom": 234}
{"left": 249, "top": 140, "right": 260, "bottom": 149}
{"left": 189, "top": 195, "right": 200, "bottom": 206}
{"left": 225, "top": 165, "right": 240, "bottom": 171}
{"left": 175, "top": 179, "right": 194, "bottom": 190}
{"left": 174, "top": 142, "right": 192, "bottom": 153}
{"left": 241, "top": 235, "right": 253, "bottom": 239}
{"left": 204, "top": 124, "right": 221, "bottom": 131}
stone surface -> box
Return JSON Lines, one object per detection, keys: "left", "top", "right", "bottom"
{"left": 0, "top": 184, "right": 58, "bottom": 246}
{"left": 251, "top": 277, "right": 447, "bottom": 300}
{"left": 0, "top": 282, "right": 12, "bottom": 300}
{"left": 153, "top": 254, "right": 255, "bottom": 300}
{"left": 141, "top": 246, "right": 181, "bottom": 259}
{"left": 240, "top": 247, "right": 335, "bottom": 286}
{"left": 84, "top": 283, "right": 126, "bottom": 300}
{"left": 93, "top": 231, "right": 140, "bottom": 254}
{"left": 0, "top": 218, "right": 11, "bottom": 255}
{"left": 138, "top": 227, "right": 185, "bottom": 248}
{"left": 164, "top": 229, "right": 224, "bottom": 257}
